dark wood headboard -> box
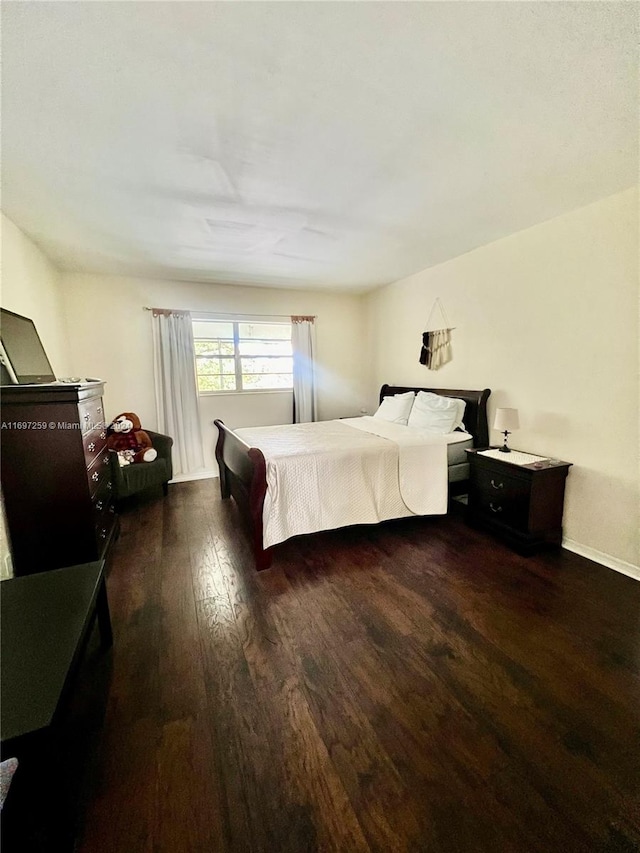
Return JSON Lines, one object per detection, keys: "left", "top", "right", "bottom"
{"left": 379, "top": 385, "right": 491, "bottom": 448}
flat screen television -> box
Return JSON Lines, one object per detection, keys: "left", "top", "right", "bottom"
{"left": 0, "top": 308, "right": 57, "bottom": 384}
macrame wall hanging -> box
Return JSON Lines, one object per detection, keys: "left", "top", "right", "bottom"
{"left": 419, "top": 298, "right": 455, "bottom": 370}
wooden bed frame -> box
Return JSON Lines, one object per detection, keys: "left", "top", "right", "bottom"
{"left": 214, "top": 385, "right": 491, "bottom": 571}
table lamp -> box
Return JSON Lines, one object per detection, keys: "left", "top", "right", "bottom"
{"left": 494, "top": 408, "right": 519, "bottom": 453}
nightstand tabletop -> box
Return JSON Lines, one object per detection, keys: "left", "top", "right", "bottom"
{"left": 466, "top": 447, "right": 571, "bottom": 472}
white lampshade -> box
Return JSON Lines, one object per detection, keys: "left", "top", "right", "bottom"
{"left": 494, "top": 407, "right": 520, "bottom": 432}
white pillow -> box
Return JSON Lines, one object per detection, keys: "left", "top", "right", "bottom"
{"left": 373, "top": 391, "right": 415, "bottom": 425}
{"left": 407, "top": 391, "right": 462, "bottom": 434}
{"left": 416, "top": 392, "right": 467, "bottom": 431}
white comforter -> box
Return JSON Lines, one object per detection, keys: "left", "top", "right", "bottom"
{"left": 235, "top": 417, "right": 470, "bottom": 549}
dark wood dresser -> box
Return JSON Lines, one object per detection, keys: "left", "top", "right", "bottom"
{"left": 0, "top": 382, "right": 118, "bottom": 575}
{"left": 466, "top": 447, "right": 572, "bottom": 554}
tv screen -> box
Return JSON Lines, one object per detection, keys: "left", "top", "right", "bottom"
{"left": 0, "top": 308, "right": 56, "bottom": 384}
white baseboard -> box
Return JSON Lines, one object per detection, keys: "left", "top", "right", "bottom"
{"left": 170, "top": 470, "right": 219, "bottom": 484}
{"left": 563, "top": 538, "right": 640, "bottom": 582}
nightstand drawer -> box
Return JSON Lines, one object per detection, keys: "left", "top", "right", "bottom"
{"left": 472, "top": 468, "right": 530, "bottom": 530}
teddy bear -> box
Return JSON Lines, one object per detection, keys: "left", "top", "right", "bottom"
{"left": 107, "top": 412, "right": 158, "bottom": 466}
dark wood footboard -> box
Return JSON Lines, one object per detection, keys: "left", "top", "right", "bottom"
{"left": 213, "top": 420, "right": 273, "bottom": 570}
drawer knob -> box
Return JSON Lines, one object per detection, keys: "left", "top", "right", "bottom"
{"left": 490, "top": 479, "right": 504, "bottom": 490}
{"left": 91, "top": 471, "right": 99, "bottom": 482}
{"left": 96, "top": 500, "right": 103, "bottom": 510}
{"left": 107, "top": 481, "right": 112, "bottom": 490}
{"left": 88, "top": 442, "right": 96, "bottom": 452}
{"left": 100, "top": 431, "right": 106, "bottom": 440}
{"left": 103, "top": 455, "right": 109, "bottom": 465}
{"left": 84, "top": 413, "right": 90, "bottom": 422}
{"left": 100, "top": 527, "right": 107, "bottom": 539}
{"left": 489, "top": 502, "right": 503, "bottom": 513}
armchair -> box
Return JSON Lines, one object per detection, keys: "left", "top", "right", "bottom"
{"left": 109, "top": 430, "right": 173, "bottom": 502}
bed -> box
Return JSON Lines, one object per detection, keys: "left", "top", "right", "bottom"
{"left": 214, "top": 385, "right": 490, "bottom": 570}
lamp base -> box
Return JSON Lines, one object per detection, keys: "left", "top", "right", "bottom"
{"left": 499, "top": 430, "right": 511, "bottom": 452}
{"left": 498, "top": 446, "right": 511, "bottom": 453}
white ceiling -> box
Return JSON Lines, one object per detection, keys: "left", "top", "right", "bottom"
{"left": 1, "top": 2, "right": 637, "bottom": 293}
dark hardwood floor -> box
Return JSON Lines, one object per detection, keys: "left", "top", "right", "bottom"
{"left": 69, "top": 480, "right": 639, "bottom": 852}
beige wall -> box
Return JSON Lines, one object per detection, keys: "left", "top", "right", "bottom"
{"left": 1, "top": 213, "right": 71, "bottom": 376}
{"left": 59, "top": 273, "right": 369, "bottom": 471}
{"left": 365, "top": 188, "right": 639, "bottom": 570}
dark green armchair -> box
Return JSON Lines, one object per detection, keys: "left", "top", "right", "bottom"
{"left": 109, "top": 430, "right": 173, "bottom": 502}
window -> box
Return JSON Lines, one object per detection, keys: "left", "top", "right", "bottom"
{"left": 193, "top": 318, "right": 293, "bottom": 393}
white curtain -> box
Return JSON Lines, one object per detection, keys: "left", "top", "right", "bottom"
{"left": 291, "top": 316, "right": 318, "bottom": 423}
{"left": 151, "top": 310, "right": 204, "bottom": 475}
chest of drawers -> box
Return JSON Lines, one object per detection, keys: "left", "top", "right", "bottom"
{"left": 0, "top": 382, "right": 118, "bottom": 575}
{"left": 465, "top": 448, "right": 571, "bottom": 554}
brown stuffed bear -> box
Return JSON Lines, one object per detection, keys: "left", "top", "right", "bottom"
{"left": 107, "top": 412, "right": 158, "bottom": 466}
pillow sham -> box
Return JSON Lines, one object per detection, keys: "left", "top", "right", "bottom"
{"left": 408, "top": 391, "right": 464, "bottom": 434}
{"left": 419, "top": 392, "right": 467, "bottom": 431}
{"left": 373, "top": 391, "right": 415, "bottom": 425}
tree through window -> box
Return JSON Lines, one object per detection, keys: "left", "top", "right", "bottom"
{"left": 193, "top": 319, "right": 293, "bottom": 393}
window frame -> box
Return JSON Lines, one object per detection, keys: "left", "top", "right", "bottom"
{"left": 193, "top": 316, "right": 294, "bottom": 396}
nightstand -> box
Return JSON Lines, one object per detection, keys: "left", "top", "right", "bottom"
{"left": 465, "top": 448, "right": 572, "bottom": 554}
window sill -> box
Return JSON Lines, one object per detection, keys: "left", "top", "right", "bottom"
{"left": 198, "top": 389, "right": 293, "bottom": 398}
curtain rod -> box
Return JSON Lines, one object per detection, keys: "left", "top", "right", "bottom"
{"left": 143, "top": 307, "right": 315, "bottom": 319}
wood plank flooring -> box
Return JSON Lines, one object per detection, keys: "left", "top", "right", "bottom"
{"left": 70, "top": 480, "right": 639, "bottom": 852}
